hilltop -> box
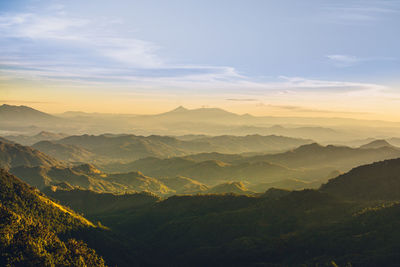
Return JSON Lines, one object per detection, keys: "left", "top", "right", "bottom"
{"left": 0, "top": 139, "right": 63, "bottom": 170}
{"left": 0, "top": 104, "right": 56, "bottom": 122}
{"left": 206, "top": 181, "right": 254, "bottom": 194}
{"left": 359, "top": 139, "right": 395, "bottom": 149}
{"left": 5, "top": 131, "right": 68, "bottom": 145}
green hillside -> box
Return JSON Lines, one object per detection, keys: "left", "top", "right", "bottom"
{"left": 9, "top": 164, "right": 175, "bottom": 195}
{"left": 0, "top": 169, "right": 106, "bottom": 266}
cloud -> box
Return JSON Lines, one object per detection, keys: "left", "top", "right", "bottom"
{"left": 264, "top": 104, "right": 369, "bottom": 115}
{"left": 276, "top": 76, "right": 385, "bottom": 92}
{"left": 0, "top": 99, "right": 57, "bottom": 104}
{"left": 320, "top": 2, "right": 400, "bottom": 24}
{"left": 0, "top": 12, "right": 162, "bottom": 68}
{"left": 0, "top": 11, "right": 244, "bottom": 80}
{"left": 326, "top": 54, "right": 397, "bottom": 67}
{"left": 326, "top": 54, "right": 360, "bottom": 67}
{"left": 0, "top": 10, "right": 388, "bottom": 97}
{"left": 225, "top": 98, "right": 258, "bottom": 102}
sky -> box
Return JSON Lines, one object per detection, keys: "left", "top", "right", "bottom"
{"left": 1, "top": 0, "right": 400, "bottom": 119}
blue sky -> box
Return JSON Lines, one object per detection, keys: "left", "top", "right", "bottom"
{"left": 1, "top": 0, "right": 400, "bottom": 116}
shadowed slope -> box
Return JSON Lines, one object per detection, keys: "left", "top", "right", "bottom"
{"left": 320, "top": 158, "right": 400, "bottom": 200}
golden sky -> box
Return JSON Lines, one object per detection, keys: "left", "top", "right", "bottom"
{"left": 2, "top": 78, "right": 400, "bottom": 122}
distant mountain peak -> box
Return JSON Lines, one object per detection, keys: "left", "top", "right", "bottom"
{"left": 360, "top": 139, "right": 394, "bottom": 149}
{"left": 169, "top": 106, "right": 188, "bottom": 113}
{"left": 158, "top": 106, "right": 239, "bottom": 120}
{"left": 0, "top": 104, "right": 56, "bottom": 123}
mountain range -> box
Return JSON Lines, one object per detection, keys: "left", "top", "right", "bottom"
{"left": 4, "top": 104, "right": 400, "bottom": 142}
{"left": 4, "top": 144, "right": 400, "bottom": 265}
{"left": 5, "top": 131, "right": 68, "bottom": 145}
{"left": 102, "top": 141, "right": 400, "bottom": 189}
{"left": 32, "top": 133, "right": 313, "bottom": 163}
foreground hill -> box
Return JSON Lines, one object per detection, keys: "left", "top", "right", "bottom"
{"left": 0, "top": 169, "right": 106, "bottom": 266}
{"left": 320, "top": 158, "right": 400, "bottom": 200}
{"left": 84, "top": 188, "right": 400, "bottom": 266}
{"left": 43, "top": 187, "right": 160, "bottom": 217}
{"left": 0, "top": 140, "right": 63, "bottom": 170}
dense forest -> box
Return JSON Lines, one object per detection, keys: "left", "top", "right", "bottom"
{"left": 3, "top": 156, "right": 400, "bottom": 266}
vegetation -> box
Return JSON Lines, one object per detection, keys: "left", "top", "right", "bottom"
{"left": 0, "top": 169, "right": 106, "bottom": 266}
{"left": 41, "top": 158, "right": 400, "bottom": 266}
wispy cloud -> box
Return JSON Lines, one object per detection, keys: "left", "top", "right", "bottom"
{"left": 0, "top": 10, "right": 244, "bottom": 82}
{"left": 264, "top": 104, "right": 369, "bottom": 115}
{"left": 320, "top": 1, "right": 400, "bottom": 24}
{"left": 326, "top": 54, "right": 360, "bottom": 67}
{"left": 225, "top": 98, "right": 258, "bottom": 102}
{"left": 326, "top": 54, "right": 396, "bottom": 67}
{"left": 0, "top": 9, "right": 388, "bottom": 97}
{"left": 0, "top": 99, "right": 57, "bottom": 104}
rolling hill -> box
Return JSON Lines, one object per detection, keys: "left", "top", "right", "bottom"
{"left": 32, "top": 140, "right": 95, "bottom": 162}
{"left": 106, "top": 156, "right": 303, "bottom": 186}
{"left": 43, "top": 187, "right": 160, "bottom": 217}
{"left": 33, "top": 133, "right": 312, "bottom": 163}
{"left": 0, "top": 139, "right": 63, "bottom": 170}
{"left": 5, "top": 131, "right": 68, "bottom": 145}
{"left": 101, "top": 142, "right": 400, "bottom": 190}
{"left": 158, "top": 176, "right": 209, "bottom": 194}
{"left": 9, "top": 164, "right": 175, "bottom": 195}
{"left": 244, "top": 142, "right": 400, "bottom": 171}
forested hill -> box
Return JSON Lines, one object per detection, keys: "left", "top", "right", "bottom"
{"left": 0, "top": 168, "right": 106, "bottom": 266}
